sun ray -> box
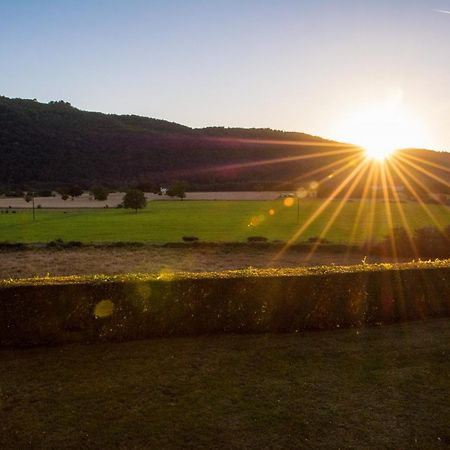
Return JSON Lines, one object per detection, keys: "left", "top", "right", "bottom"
{"left": 363, "top": 164, "right": 381, "bottom": 252}
{"left": 312, "top": 154, "right": 365, "bottom": 186}
{"left": 400, "top": 152, "right": 450, "bottom": 174}
{"left": 196, "top": 148, "right": 360, "bottom": 177}
{"left": 269, "top": 159, "right": 369, "bottom": 264}
{"left": 388, "top": 159, "right": 446, "bottom": 233}
{"left": 276, "top": 152, "right": 361, "bottom": 190}
{"left": 346, "top": 162, "right": 377, "bottom": 251}
{"left": 394, "top": 153, "right": 450, "bottom": 190}
{"left": 306, "top": 160, "right": 370, "bottom": 260}
{"left": 391, "top": 156, "right": 450, "bottom": 209}
{"left": 379, "top": 163, "right": 398, "bottom": 260}
{"left": 164, "top": 145, "right": 360, "bottom": 181}
{"left": 384, "top": 162, "right": 419, "bottom": 257}
{"left": 207, "top": 136, "right": 358, "bottom": 149}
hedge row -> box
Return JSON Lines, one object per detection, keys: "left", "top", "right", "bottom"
{"left": 0, "top": 262, "right": 449, "bottom": 347}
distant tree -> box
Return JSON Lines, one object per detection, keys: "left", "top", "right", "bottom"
{"left": 68, "top": 186, "right": 83, "bottom": 200}
{"left": 167, "top": 181, "right": 187, "bottom": 200}
{"left": 24, "top": 192, "right": 33, "bottom": 203}
{"left": 90, "top": 185, "right": 109, "bottom": 201}
{"left": 123, "top": 189, "right": 146, "bottom": 213}
{"left": 61, "top": 193, "right": 69, "bottom": 201}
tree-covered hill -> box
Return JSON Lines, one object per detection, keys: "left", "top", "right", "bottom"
{"left": 0, "top": 96, "right": 448, "bottom": 195}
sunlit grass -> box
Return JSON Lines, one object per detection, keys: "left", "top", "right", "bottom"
{"left": 0, "top": 199, "right": 448, "bottom": 244}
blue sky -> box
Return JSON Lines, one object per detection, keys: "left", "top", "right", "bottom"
{"left": 1, "top": 0, "right": 449, "bottom": 149}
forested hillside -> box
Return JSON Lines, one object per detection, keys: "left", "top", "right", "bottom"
{"left": 1, "top": 96, "right": 449, "bottom": 196}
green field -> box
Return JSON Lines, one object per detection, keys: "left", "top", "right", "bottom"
{"left": 1, "top": 199, "right": 448, "bottom": 244}
{"left": 1, "top": 319, "right": 448, "bottom": 449}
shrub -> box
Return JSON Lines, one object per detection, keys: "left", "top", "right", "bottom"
{"left": 373, "top": 226, "right": 450, "bottom": 258}
{"left": 46, "top": 239, "right": 83, "bottom": 249}
{"left": 307, "top": 236, "right": 330, "bottom": 244}
{"left": 0, "top": 242, "right": 27, "bottom": 251}
{"left": 66, "top": 240, "right": 83, "bottom": 248}
{"left": 106, "top": 242, "right": 145, "bottom": 248}
{"left": 46, "top": 238, "right": 65, "bottom": 248}
{"left": 373, "top": 227, "right": 415, "bottom": 258}
{"left": 414, "top": 227, "right": 448, "bottom": 257}
{"left": 182, "top": 236, "right": 199, "bottom": 242}
{"left": 247, "top": 236, "right": 268, "bottom": 242}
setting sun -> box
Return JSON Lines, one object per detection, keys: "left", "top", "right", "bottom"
{"left": 333, "top": 102, "right": 431, "bottom": 161}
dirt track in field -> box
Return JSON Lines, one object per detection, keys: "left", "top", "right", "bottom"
{"left": 2, "top": 247, "right": 410, "bottom": 279}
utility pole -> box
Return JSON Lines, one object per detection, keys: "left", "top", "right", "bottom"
{"left": 32, "top": 191, "right": 35, "bottom": 222}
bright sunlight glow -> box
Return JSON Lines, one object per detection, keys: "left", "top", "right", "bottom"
{"left": 333, "top": 100, "right": 431, "bottom": 161}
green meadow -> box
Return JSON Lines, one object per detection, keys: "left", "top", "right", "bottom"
{"left": 1, "top": 199, "right": 449, "bottom": 244}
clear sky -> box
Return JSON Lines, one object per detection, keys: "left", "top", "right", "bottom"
{"left": 1, "top": 0, "right": 449, "bottom": 150}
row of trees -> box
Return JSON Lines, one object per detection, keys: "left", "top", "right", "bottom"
{"left": 20, "top": 181, "right": 188, "bottom": 204}
{"left": 21, "top": 188, "right": 173, "bottom": 215}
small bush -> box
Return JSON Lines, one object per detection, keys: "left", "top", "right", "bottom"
{"left": 46, "top": 238, "right": 65, "bottom": 248}
{"left": 66, "top": 241, "right": 83, "bottom": 248}
{"left": 182, "top": 236, "right": 199, "bottom": 242}
{"left": 307, "top": 237, "right": 330, "bottom": 244}
{"left": 106, "top": 242, "right": 145, "bottom": 248}
{"left": 0, "top": 242, "right": 27, "bottom": 251}
{"left": 247, "top": 236, "right": 268, "bottom": 242}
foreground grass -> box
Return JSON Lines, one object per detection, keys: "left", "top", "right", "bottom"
{"left": 1, "top": 199, "right": 448, "bottom": 244}
{"left": 1, "top": 319, "right": 449, "bottom": 449}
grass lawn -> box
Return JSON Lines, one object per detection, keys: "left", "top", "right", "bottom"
{"left": 0, "top": 319, "right": 448, "bottom": 449}
{"left": 1, "top": 199, "right": 449, "bottom": 244}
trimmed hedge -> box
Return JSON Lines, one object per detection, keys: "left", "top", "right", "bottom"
{"left": 0, "top": 261, "right": 449, "bottom": 347}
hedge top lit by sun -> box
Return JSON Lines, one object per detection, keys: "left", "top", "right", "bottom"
{"left": 1, "top": 259, "right": 449, "bottom": 288}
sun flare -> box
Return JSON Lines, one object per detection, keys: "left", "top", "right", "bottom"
{"left": 333, "top": 102, "right": 430, "bottom": 162}
{"left": 364, "top": 143, "right": 396, "bottom": 161}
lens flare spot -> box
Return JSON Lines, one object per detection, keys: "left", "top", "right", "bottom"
{"left": 283, "top": 197, "right": 294, "bottom": 207}
{"left": 309, "top": 181, "right": 319, "bottom": 190}
{"left": 296, "top": 188, "right": 307, "bottom": 199}
{"left": 268, "top": 209, "right": 275, "bottom": 216}
{"left": 94, "top": 299, "right": 115, "bottom": 318}
{"left": 249, "top": 215, "right": 265, "bottom": 226}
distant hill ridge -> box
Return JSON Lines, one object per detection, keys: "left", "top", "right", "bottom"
{"left": 0, "top": 96, "right": 448, "bottom": 195}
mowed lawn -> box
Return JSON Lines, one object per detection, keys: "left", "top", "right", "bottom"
{"left": 0, "top": 319, "right": 449, "bottom": 449}
{"left": 1, "top": 199, "right": 449, "bottom": 244}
